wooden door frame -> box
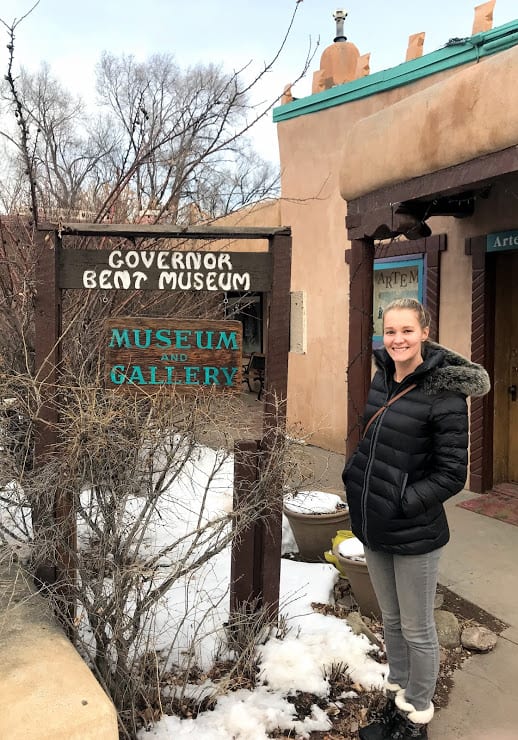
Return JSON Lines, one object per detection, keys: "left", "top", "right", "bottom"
{"left": 464, "top": 236, "right": 495, "bottom": 492}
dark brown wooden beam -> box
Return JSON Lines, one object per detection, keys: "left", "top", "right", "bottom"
{"left": 38, "top": 222, "right": 291, "bottom": 240}
{"left": 263, "top": 233, "right": 291, "bottom": 430}
{"left": 34, "top": 230, "right": 78, "bottom": 602}
{"left": 258, "top": 233, "right": 292, "bottom": 621}
{"left": 467, "top": 236, "right": 494, "bottom": 493}
{"left": 230, "top": 439, "right": 261, "bottom": 613}
{"left": 349, "top": 145, "right": 518, "bottom": 216}
{"left": 347, "top": 145, "right": 518, "bottom": 240}
{"left": 346, "top": 238, "right": 375, "bottom": 459}
{"left": 372, "top": 234, "right": 446, "bottom": 260}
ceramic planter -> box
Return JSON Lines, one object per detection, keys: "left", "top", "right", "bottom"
{"left": 333, "top": 546, "right": 381, "bottom": 619}
{"left": 283, "top": 496, "right": 350, "bottom": 562}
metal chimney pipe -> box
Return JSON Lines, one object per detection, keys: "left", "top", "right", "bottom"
{"left": 333, "top": 9, "right": 348, "bottom": 42}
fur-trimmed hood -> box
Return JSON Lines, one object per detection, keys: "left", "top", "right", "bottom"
{"left": 374, "top": 340, "right": 491, "bottom": 398}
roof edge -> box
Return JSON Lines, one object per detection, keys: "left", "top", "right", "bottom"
{"left": 273, "top": 19, "right": 518, "bottom": 123}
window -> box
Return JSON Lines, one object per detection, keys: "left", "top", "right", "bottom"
{"left": 225, "top": 293, "right": 263, "bottom": 354}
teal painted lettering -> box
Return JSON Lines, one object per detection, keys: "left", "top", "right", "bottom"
{"left": 155, "top": 329, "right": 172, "bottom": 348}
{"left": 148, "top": 366, "right": 165, "bottom": 385}
{"left": 110, "top": 365, "right": 126, "bottom": 384}
{"left": 195, "top": 330, "right": 214, "bottom": 349}
{"left": 216, "top": 331, "right": 238, "bottom": 350}
{"left": 162, "top": 353, "right": 189, "bottom": 362}
{"left": 204, "top": 367, "right": 220, "bottom": 384}
{"left": 220, "top": 367, "right": 238, "bottom": 385}
{"left": 109, "top": 329, "right": 131, "bottom": 348}
{"left": 174, "top": 330, "right": 191, "bottom": 349}
{"left": 133, "top": 330, "right": 152, "bottom": 349}
{"left": 166, "top": 366, "right": 182, "bottom": 384}
{"left": 128, "top": 366, "right": 146, "bottom": 384}
{"left": 185, "top": 366, "right": 200, "bottom": 385}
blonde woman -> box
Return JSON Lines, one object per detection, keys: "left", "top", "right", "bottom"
{"left": 343, "top": 299, "right": 490, "bottom": 740}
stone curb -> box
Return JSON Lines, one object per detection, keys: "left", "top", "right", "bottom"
{"left": 0, "top": 560, "right": 118, "bottom": 739}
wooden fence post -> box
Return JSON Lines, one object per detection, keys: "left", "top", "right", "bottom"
{"left": 34, "top": 230, "right": 76, "bottom": 613}
{"left": 230, "top": 231, "right": 292, "bottom": 622}
{"left": 258, "top": 233, "right": 292, "bottom": 617}
{"left": 230, "top": 439, "right": 262, "bottom": 613}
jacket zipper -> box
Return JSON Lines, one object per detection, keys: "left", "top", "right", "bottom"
{"left": 360, "top": 408, "right": 387, "bottom": 547}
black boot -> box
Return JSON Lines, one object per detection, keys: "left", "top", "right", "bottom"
{"left": 359, "top": 697, "right": 399, "bottom": 740}
{"left": 388, "top": 710, "right": 428, "bottom": 739}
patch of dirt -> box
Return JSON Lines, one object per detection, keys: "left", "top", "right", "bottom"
{"left": 437, "top": 584, "right": 507, "bottom": 635}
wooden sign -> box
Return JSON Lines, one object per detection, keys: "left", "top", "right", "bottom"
{"left": 60, "top": 249, "right": 272, "bottom": 291}
{"left": 105, "top": 317, "right": 242, "bottom": 392}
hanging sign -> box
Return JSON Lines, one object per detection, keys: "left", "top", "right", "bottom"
{"left": 105, "top": 317, "right": 242, "bottom": 392}
{"left": 486, "top": 230, "right": 518, "bottom": 252}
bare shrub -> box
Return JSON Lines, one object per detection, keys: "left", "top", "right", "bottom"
{"left": 0, "top": 6, "right": 317, "bottom": 735}
{"left": 0, "top": 364, "right": 299, "bottom": 736}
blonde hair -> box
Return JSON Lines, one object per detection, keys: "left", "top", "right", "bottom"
{"left": 382, "top": 298, "right": 430, "bottom": 330}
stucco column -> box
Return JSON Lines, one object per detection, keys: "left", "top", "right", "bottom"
{"left": 346, "top": 238, "right": 375, "bottom": 459}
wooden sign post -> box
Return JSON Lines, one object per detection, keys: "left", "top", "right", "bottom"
{"left": 34, "top": 223, "right": 291, "bottom": 623}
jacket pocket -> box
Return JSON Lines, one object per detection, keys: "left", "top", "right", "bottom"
{"left": 399, "top": 473, "right": 408, "bottom": 506}
{"left": 342, "top": 449, "right": 356, "bottom": 483}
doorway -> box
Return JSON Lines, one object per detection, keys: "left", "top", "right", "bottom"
{"left": 493, "top": 251, "right": 518, "bottom": 484}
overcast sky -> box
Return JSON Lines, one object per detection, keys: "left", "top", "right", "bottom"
{"left": 1, "top": 0, "right": 517, "bottom": 162}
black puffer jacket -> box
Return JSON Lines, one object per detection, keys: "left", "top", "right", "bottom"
{"left": 342, "top": 342, "right": 490, "bottom": 555}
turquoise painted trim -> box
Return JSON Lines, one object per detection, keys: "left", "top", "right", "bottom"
{"left": 273, "top": 20, "right": 518, "bottom": 123}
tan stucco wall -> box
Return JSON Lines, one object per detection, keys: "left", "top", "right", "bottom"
{"left": 277, "top": 62, "right": 479, "bottom": 452}
{"left": 277, "top": 45, "right": 518, "bottom": 455}
{"left": 280, "top": 131, "right": 348, "bottom": 449}
{"left": 210, "top": 199, "right": 281, "bottom": 253}
{"left": 340, "top": 45, "right": 518, "bottom": 200}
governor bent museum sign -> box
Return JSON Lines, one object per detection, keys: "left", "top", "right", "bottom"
{"left": 60, "top": 250, "right": 272, "bottom": 292}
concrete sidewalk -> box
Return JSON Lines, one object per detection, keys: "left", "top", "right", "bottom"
{"left": 298, "top": 443, "right": 518, "bottom": 740}
{"left": 430, "top": 490, "right": 518, "bottom": 740}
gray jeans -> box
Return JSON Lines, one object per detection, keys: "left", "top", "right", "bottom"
{"left": 364, "top": 546, "right": 442, "bottom": 710}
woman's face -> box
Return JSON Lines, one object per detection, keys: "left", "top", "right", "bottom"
{"left": 383, "top": 308, "right": 429, "bottom": 369}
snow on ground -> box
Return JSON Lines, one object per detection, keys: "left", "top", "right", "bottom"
{"left": 134, "top": 450, "right": 386, "bottom": 739}
{"left": 0, "top": 442, "right": 386, "bottom": 739}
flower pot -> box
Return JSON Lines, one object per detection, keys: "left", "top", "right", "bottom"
{"left": 333, "top": 547, "right": 381, "bottom": 619}
{"left": 283, "top": 493, "right": 350, "bottom": 562}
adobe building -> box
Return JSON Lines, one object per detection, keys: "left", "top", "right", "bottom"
{"left": 271, "top": 3, "right": 518, "bottom": 493}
